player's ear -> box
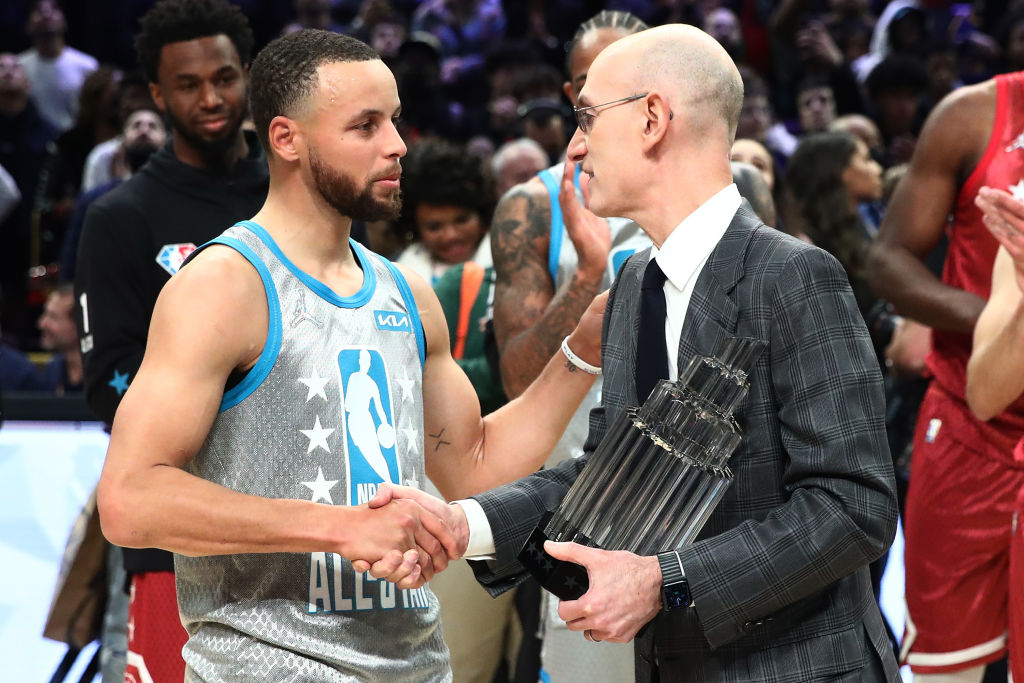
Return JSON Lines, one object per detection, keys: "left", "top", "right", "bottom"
{"left": 268, "top": 116, "right": 301, "bottom": 163}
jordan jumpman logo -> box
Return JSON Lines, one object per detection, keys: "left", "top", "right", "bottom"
{"left": 291, "top": 290, "right": 324, "bottom": 329}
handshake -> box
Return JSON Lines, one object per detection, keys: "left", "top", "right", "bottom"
{"left": 346, "top": 484, "right": 470, "bottom": 590}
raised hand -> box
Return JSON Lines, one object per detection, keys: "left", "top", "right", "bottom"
{"left": 977, "top": 186, "right": 1024, "bottom": 294}
{"left": 560, "top": 160, "right": 612, "bottom": 280}
{"left": 544, "top": 540, "right": 662, "bottom": 643}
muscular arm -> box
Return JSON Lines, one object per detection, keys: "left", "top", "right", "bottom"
{"left": 967, "top": 247, "right": 1024, "bottom": 420}
{"left": 492, "top": 172, "right": 607, "bottom": 398}
{"left": 403, "top": 264, "right": 605, "bottom": 501}
{"left": 98, "top": 247, "right": 451, "bottom": 579}
{"left": 867, "top": 83, "right": 994, "bottom": 333}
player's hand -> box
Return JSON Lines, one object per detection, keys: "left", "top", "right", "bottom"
{"left": 884, "top": 317, "right": 930, "bottom": 378}
{"left": 978, "top": 186, "right": 1024, "bottom": 294}
{"left": 368, "top": 483, "right": 469, "bottom": 561}
{"left": 544, "top": 541, "right": 662, "bottom": 643}
{"left": 343, "top": 498, "right": 450, "bottom": 589}
{"left": 560, "top": 160, "right": 612, "bottom": 281}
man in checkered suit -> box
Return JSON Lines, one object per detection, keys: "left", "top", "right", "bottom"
{"left": 376, "top": 23, "right": 900, "bottom": 682}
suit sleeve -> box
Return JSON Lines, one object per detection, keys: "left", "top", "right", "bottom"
{"left": 74, "top": 200, "right": 152, "bottom": 424}
{"left": 678, "top": 247, "right": 898, "bottom": 649}
{"left": 467, "top": 267, "right": 625, "bottom": 595}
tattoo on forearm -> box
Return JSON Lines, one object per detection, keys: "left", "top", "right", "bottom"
{"left": 428, "top": 427, "right": 452, "bottom": 452}
{"left": 492, "top": 185, "right": 604, "bottom": 393}
{"left": 564, "top": 359, "right": 578, "bottom": 373}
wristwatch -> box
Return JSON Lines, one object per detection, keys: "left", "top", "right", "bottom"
{"left": 657, "top": 550, "right": 694, "bottom": 611}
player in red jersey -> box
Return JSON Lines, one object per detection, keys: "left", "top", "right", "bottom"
{"left": 868, "top": 72, "right": 1024, "bottom": 680}
{"left": 966, "top": 184, "right": 1024, "bottom": 683}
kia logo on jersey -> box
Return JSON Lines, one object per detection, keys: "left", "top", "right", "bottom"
{"left": 155, "top": 243, "right": 198, "bottom": 276}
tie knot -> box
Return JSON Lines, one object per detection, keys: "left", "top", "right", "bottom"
{"left": 642, "top": 258, "right": 667, "bottom": 290}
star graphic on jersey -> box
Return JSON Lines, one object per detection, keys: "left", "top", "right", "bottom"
{"left": 301, "top": 466, "right": 339, "bottom": 504}
{"left": 298, "top": 371, "right": 330, "bottom": 402}
{"left": 1010, "top": 180, "right": 1024, "bottom": 202}
{"left": 396, "top": 368, "right": 415, "bottom": 404}
{"left": 300, "top": 416, "right": 335, "bottom": 454}
{"left": 402, "top": 426, "right": 419, "bottom": 449}
{"left": 108, "top": 369, "right": 130, "bottom": 396}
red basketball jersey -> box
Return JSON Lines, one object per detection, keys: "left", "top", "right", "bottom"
{"left": 927, "top": 71, "right": 1024, "bottom": 461}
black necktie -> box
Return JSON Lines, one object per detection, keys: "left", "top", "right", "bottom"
{"left": 636, "top": 257, "right": 669, "bottom": 402}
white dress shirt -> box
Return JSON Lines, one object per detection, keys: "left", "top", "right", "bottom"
{"left": 458, "top": 184, "right": 743, "bottom": 558}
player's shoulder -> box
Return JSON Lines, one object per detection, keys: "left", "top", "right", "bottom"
{"left": 923, "top": 78, "right": 997, "bottom": 134}
{"left": 168, "top": 242, "right": 265, "bottom": 305}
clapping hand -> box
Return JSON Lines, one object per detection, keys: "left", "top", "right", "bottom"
{"left": 977, "top": 186, "right": 1024, "bottom": 294}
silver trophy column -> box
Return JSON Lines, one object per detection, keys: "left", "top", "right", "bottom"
{"left": 519, "top": 336, "right": 764, "bottom": 600}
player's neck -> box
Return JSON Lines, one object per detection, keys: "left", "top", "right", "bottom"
{"left": 251, "top": 182, "right": 358, "bottom": 272}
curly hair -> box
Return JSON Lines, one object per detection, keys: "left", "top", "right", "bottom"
{"left": 135, "top": 0, "right": 254, "bottom": 83}
{"left": 249, "top": 29, "right": 378, "bottom": 153}
{"left": 399, "top": 139, "right": 493, "bottom": 238}
{"left": 785, "top": 132, "right": 868, "bottom": 282}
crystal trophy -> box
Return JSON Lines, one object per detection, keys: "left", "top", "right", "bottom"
{"left": 518, "top": 336, "right": 765, "bottom": 600}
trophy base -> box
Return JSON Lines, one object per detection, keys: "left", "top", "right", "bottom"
{"left": 518, "top": 511, "right": 591, "bottom": 601}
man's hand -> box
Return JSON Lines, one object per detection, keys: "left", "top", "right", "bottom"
{"left": 884, "top": 317, "right": 930, "bottom": 378}
{"left": 566, "top": 290, "right": 608, "bottom": 368}
{"left": 978, "top": 186, "right": 1024, "bottom": 294}
{"left": 364, "top": 483, "right": 470, "bottom": 560}
{"left": 544, "top": 541, "right": 662, "bottom": 643}
{"left": 561, "top": 160, "right": 612, "bottom": 281}
{"left": 343, "top": 498, "right": 454, "bottom": 589}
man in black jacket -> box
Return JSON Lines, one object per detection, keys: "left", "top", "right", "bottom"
{"left": 74, "top": 1, "right": 267, "bottom": 679}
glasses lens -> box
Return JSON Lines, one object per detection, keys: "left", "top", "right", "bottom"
{"left": 575, "top": 110, "right": 592, "bottom": 133}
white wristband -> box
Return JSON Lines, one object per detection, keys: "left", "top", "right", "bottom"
{"left": 561, "top": 335, "right": 601, "bottom": 375}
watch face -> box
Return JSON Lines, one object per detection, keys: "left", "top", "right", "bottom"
{"left": 664, "top": 583, "right": 691, "bottom": 610}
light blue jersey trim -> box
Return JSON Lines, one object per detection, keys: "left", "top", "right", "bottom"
{"left": 235, "top": 220, "right": 377, "bottom": 308}
{"left": 540, "top": 166, "right": 584, "bottom": 283}
{"left": 380, "top": 258, "right": 426, "bottom": 368}
{"left": 539, "top": 169, "right": 562, "bottom": 283}
{"left": 190, "top": 236, "right": 283, "bottom": 412}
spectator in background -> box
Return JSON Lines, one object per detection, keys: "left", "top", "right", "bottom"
{"left": 281, "top": 0, "right": 346, "bottom": 36}
{"left": 0, "top": 299, "right": 44, "bottom": 394}
{"left": 368, "top": 11, "right": 407, "bottom": 64}
{"left": 830, "top": 112, "right": 883, "bottom": 159}
{"left": 785, "top": 131, "right": 883, "bottom": 317}
{"left": 60, "top": 103, "right": 168, "bottom": 282}
{"left": 731, "top": 137, "right": 775, "bottom": 189}
{"left": 412, "top": 0, "right": 506, "bottom": 85}
{"left": 491, "top": 137, "right": 547, "bottom": 197}
{"left": 0, "top": 52, "right": 57, "bottom": 345}
{"left": 517, "top": 98, "right": 568, "bottom": 164}
{"left": 81, "top": 71, "right": 153, "bottom": 193}
{"left": 794, "top": 75, "right": 838, "bottom": 134}
{"left": 737, "top": 68, "right": 797, "bottom": 163}
{"left": 396, "top": 140, "right": 492, "bottom": 285}
{"left": 702, "top": 6, "right": 744, "bottom": 63}
{"left": 997, "top": 9, "right": 1024, "bottom": 74}
{"left": 866, "top": 55, "right": 928, "bottom": 165}
{"left": 17, "top": 0, "right": 97, "bottom": 132}
{"left": 36, "top": 283, "right": 80, "bottom": 394}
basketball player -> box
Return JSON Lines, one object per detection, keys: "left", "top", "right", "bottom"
{"left": 868, "top": 69, "right": 1024, "bottom": 680}
{"left": 96, "top": 30, "right": 604, "bottom": 680}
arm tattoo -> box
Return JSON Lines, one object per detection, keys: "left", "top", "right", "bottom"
{"left": 492, "top": 184, "right": 605, "bottom": 395}
{"left": 428, "top": 427, "right": 452, "bottom": 452}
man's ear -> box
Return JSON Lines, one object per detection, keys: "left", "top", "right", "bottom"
{"left": 563, "top": 80, "right": 576, "bottom": 106}
{"left": 268, "top": 116, "right": 302, "bottom": 163}
{"left": 640, "top": 92, "right": 672, "bottom": 153}
{"left": 148, "top": 81, "right": 165, "bottom": 112}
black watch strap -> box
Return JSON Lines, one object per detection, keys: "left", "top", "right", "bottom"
{"left": 657, "top": 551, "right": 693, "bottom": 611}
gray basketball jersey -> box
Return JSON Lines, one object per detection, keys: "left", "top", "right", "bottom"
{"left": 537, "top": 164, "right": 651, "bottom": 468}
{"left": 174, "top": 221, "right": 450, "bottom": 682}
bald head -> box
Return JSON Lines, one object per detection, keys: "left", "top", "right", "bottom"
{"left": 590, "top": 24, "right": 743, "bottom": 145}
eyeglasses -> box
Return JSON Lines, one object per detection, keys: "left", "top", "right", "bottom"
{"left": 573, "top": 93, "right": 649, "bottom": 134}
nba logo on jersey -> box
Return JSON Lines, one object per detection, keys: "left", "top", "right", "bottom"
{"left": 155, "top": 242, "right": 198, "bottom": 276}
{"left": 337, "top": 347, "right": 401, "bottom": 505}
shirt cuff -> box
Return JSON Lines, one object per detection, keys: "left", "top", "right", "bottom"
{"left": 453, "top": 498, "right": 496, "bottom": 560}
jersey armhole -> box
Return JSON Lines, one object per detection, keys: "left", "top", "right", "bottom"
{"left": 187, "top": 237, "right": 283, "bottom": 412}
{"left": 380, "top": 257, "right": 426, "bottom": 369}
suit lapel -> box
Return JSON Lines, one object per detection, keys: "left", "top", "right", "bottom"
{"left": 676, "top": 205, "right": 759, "bottom": 368}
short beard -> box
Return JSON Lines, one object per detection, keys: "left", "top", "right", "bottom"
{"left": 164, "top": 106, "right": 244, "bottom": 172}
{"left": 309, "top": 145, "right": 401, "bottom": 222}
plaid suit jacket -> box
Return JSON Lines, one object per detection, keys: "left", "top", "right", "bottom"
{"left": 470, "top": 205, "right": 900, "bottom": 682}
